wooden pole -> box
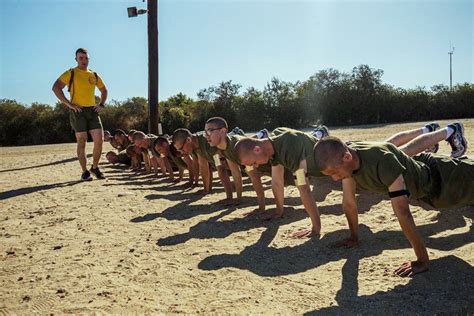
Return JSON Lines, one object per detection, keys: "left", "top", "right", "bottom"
{"left": 147, "top": 0, "right": 160, "bottom": 134}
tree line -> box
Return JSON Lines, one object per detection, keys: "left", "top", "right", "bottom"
{"left": 1, "top": 64, "right": 473, "bottom": 146}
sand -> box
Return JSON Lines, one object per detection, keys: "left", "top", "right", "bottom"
{"left": 1, "top": 120, "right": 473, "bottom": 314}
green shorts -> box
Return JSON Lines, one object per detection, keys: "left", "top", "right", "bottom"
{"left": 69, "top": 107, "right": 103, "bottom": 133}
{"left": 414, "top": 153, "right": 474, "bottom": 208}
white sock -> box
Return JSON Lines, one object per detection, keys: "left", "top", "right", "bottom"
{"left": 445, "top": 126, "right": 455, "bottom": 140}
{"left": 422, "top": 127, "right": 430, "bottom": 134}
{"left": 315, "top": 131, "right": 323, "bottom": 139}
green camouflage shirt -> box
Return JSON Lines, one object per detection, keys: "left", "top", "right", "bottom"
{"left": 268, "top": 127, "right": 323, "bottom": 177}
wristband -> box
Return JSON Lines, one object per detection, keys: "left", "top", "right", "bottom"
{"left": 294, "top": 168, "right": 306, "bottom": 186}
{"left": 388, "top": 189, "right": 410, "bottom": 198}
{"left": 213, "top": 154, "right": 221, "bottom": 167}
{"left": 98, "top": 103, "right": 105, "bottom": 107}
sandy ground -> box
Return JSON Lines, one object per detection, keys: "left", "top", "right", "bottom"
{"left": 1, "top": 120, "right": 473, "bottom": 314}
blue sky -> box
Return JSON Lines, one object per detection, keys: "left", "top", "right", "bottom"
{"left": 0, "top": 0, "right": 472, "bottom": 106}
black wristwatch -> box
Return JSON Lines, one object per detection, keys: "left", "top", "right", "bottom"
{"left": 98, "top": 103, "right": 105, "bottom": 107}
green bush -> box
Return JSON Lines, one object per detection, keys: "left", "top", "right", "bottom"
{"left": 1, "top": 65, "right": 473, "bottom": 146}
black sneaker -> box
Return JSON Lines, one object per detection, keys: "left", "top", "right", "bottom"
{"left": 81, "top": 170, "right": 93, "bottom": 181}
{"left": 424, "top": 122, "right": 440, "bottom": 153}
{"left": 312, "top": 125, "right": 330, "bottom": 139}
{"left": 230, "top": 127, "right": 245, "bottom": 136}
{"left": 256, "top": 128, "right": 269, "bottom": 139}
{"left": 446, "top": 122, "right": 468, "bottom": 158}
{"left": 424, "top": 122, "right": 440, "bottom": 132}
{"left": 90, "top": 166, "right": 106, "bottom": 179}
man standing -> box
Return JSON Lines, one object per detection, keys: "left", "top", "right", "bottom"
{"left": 52, "top": 48, "right": 107, "bottom": 181}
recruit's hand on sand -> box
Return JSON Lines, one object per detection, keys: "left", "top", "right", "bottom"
{"left": 235, "top": 197, "right": 242, "bottom": 205}
{"left": 218, "top": 197, "right": 240, "bottom": 206}
{"left": 291, "top": 227, "right": 320, "bottom": 239}
{"left": 182, "top": 181, "right": 195, "bottom": 189}
{"left": 394, "top": 260, "right": 429, "bottom": 277}
{"left": 195, "top": 189, "right": 211, "bottom": 195}
{"left": 171, "top": 177, "right": 181, "bottom": 183}
{"left": 332, "top": 236, "right": 359, "bottom": 248}
{"left": 243, "top": 203, "right": 266, "bottom": 217}
{"left": 262, "top": 208, "right": 284, "bottom": 221}
{"left": 244, "top": 208, "right": 263, "bottom": 218}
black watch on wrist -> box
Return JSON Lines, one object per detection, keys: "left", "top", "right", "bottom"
{"left": 99, "top": 103, "right": 105, "bottom": 107}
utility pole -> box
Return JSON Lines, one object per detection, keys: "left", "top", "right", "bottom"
{"left": 448, "top": 46, "right": 455, "bottom": 91}
{"left": 147, "top": 0, "right": 161, "bottom": 135}
{"left": 127, "top": 1, "right": 161, "bottom": 135}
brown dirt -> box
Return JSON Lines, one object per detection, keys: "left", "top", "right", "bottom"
{"left": 1, "top": 119, "right": 473, "bottom": 314}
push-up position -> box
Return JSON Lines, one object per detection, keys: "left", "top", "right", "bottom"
{"left": 313, "top": 122, "right": 472, "bottom": 277}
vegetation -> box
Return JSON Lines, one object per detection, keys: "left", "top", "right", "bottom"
{"left": 1, "top": 64, "right": 473, "bottom": 146}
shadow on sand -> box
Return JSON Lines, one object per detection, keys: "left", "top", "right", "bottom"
{"left": 155, "top": 206, "right": 308, "bottom": 247}
{"left": 0, "top": 154, "right": 93, "bottom": 173}
{"left": 305, "top": 255, "right": 473, "bottom": 314}
{"left": 0, "top": 180, "right": 83, "bottom": 200}
{"left": 198, "top": 207, "right": 473, "bottom": 277}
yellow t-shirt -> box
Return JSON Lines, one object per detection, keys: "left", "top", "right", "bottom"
{"left": 58, "top": 67, "right": 106, "bottom": 107}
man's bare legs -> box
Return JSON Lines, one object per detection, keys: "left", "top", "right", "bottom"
{"left": 399, "top": 129, "right": 447, "bottom": 157}
{"left": 89, "top": 128, "right": 103, "bottom": 169}
{"left": 75, "top": 132, "right": 89, "bottom": 172}
{"left": 386, "top": 122, "right": 467, "bottom": 158}
{"left": 386, "top": 122, "right": 440, "bottom": 151}
{"left": 385, "top": 128, "right": 424, "bottom": 147}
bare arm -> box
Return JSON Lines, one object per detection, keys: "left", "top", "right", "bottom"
{"left": 94, "top": 86, "right": 108, "bottom": 113}
{"left": 132, "top": 156, "right": 140, "bottom": 170}
{"left": 216, "top": 163, "right": 233, "bottom": 201}
{"left": 155, "top": 156, "right": 166, "bottom": 176}
{"left": 150, "top": 156, "right": 160, "bottom": 175}
{"left": 191, "top": 156, "right": 200, "bottom": 184}
{"left": 142, "top": 151, "right": 151, "bottom": 174}
{"left": 271, "top": 164, "right": 285, "bottom": 218}
{"left": 98, "top": 86, "right": 107, "bottom": 105}
{"left": 292, "top": 179, "right": 321, "bottom": 238}
{"left": 198, "top": 154, "right": 212, "bottom": 193}
{"left": 177, "top": 167, "right": 184, "bottom": 181}
{"left": 182, "top": 155, "right": 197, "bottom": 184}
{"left": 389, "top": 175, "right": 429, "bottom": 277}
{"left": 292, "top": 160, "right": 321, "bottom": 238}
{"left": 52, "top": 80, "right": 81, "bottom": 112}
{"left": 227, "top": 159, "right": 243, "bottom": 201}
{"left": 248, "top": 169, "right": 266, "bottom": 211}
{"left": 334, "top": 177, "right": 360, "bottom": 247}
{"left": 162, "top": 157, "right": 175, "bottom": 178}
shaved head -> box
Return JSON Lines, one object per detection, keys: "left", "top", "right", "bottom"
{"left": 155, "top": 136, "right": 170, "bottom": 147}
{"left": 234, "top": 137, "right": 260, "bottom": 159}
{"left": 313, "top": 136, "right": 348, "bottom": 170}
{"left": 113, "top": 129, "right": 127, "bottom": 137}
{"left": 205, "top": 117, "right": 228, "bottom": 130}
{"left": 172, "top": 128, "right": 192, "bottom": 144}
{"left": 105, "top": 151, "right": 117, "bottom": 163}
{"left": 131, "top": 131, "right": 146, "bottom": 142}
